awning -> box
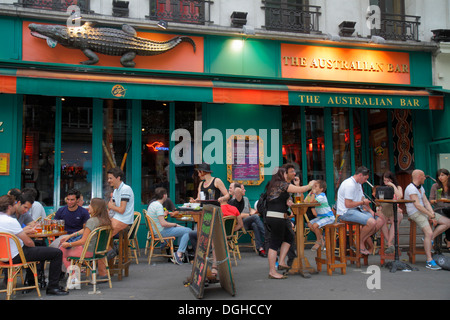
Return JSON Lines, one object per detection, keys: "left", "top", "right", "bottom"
{"left": 0, "top": 68, "right": 444, "bottom": 110}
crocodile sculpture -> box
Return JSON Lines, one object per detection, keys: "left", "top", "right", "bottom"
{"left": 29, "top": 22, "right": 196, "bottom": 68}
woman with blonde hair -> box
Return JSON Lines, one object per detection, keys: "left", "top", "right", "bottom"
{"left": 60, "top": 198, "right": 112, "bottom": 276}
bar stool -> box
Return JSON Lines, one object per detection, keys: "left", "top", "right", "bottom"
{"left": 344, "top": 221, "right": 368, "bottom": 268}
{"left": 407, "top": 219, "right": 427, "bottom": 264}
{"left": 109, "top": 226, "right": 131, "bottom": 281}
{"left": 315, "top": 221, "right": 347, "bottom": 275}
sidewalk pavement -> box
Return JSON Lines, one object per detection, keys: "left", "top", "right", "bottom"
{"left": 8, "top": 245, "right": 450, "bottom": 302}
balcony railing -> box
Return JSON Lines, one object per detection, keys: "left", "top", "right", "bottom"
{"left": 372, "top": 12, "right": 420, "bottom": 41}
{"left": 16, "top": 0, "right": 91, "bottom": 13}
{"left": 262, "top": 1, "right": 321, "bottom": 34}
{"left": 148, "top": 0, "right": 213, "bottom": 25}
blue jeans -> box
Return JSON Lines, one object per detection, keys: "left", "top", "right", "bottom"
{"left": 161, "top": 226, "right": 191, "bottom": 254}
{"left": 339, "top": 208, "right": 374, "bottom": 225}
{"left": 243, "top": 215, "right": 265, "bottom": 249}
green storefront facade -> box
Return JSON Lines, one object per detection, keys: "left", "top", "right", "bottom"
{"left": 0, "top": 16, "right": 449, "bottom": 245}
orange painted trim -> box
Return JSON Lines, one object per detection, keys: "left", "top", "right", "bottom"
{"left": 0, "top": 75, "right": 17, "bottom": 94}
{"left": 429, "top": 96, "right": 444, "bottom": 110}
{"left": 16, "top": 69, "right": 213, "bottom": 87}
{"left": 213, "top": 88, "right": 289, "bottom": 105}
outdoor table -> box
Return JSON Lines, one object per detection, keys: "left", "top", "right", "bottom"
{"left": 289, "top": 202, "right": 320, "bottom": 278}
{"left": 174, "top": 209, "right": 203, "bottom": 236}
{"left": 376, "top": 199, "right": 415, "bottom": 272}
{"left": 29, "top": 230, "right": 67, "bottom": 245}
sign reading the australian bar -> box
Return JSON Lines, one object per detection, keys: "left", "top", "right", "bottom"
{"left": 281, "top": 44, "right": 410, "bottom": 85}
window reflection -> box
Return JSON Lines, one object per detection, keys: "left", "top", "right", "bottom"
{"left": 102, "top": 99, "right": 131, "bottom": 199}
{"left": 305, "top": 107, "right": 325, "bottom": 181}
{"left": 141, "top": 101, "right": 170, "bottom": 204}
{"left": 332, "top": 108, "right": 350, "bottom": 192}
{"left": 174, "top": 102, "right": 202, "bottom": 204}
{"left": 61, "top": 97, "right": 92, "bottom": 205}
{"left": 22, "top": 95, "right": 56, "bottom": 206}
{"left": 282, "top": 106, "right": 302, "bottom": 178}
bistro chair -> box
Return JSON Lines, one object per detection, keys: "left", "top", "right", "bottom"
{"left": 143, "top": 209, "right": 151, "bottom": 255}
{"left": 236, "top": 226, "right": 258, "bottom": 254}
{"left": 146, "top": 215, "right": 175, "bottom": 265}
{"left": 66, "top": 226, "right": 113, "bottom": 294}
{"left": 127, "top": 212, "right": 141, "bottom": 264}
{"left": 223, "top": 216, "right": 240, "bottom": 266}
{"left": 0, "top": 232, "right": 41, "bottom": 300}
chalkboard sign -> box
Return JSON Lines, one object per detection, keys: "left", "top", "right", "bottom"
{"left": 189, "top": 204, "right": 235, "bottom": 299}
{"left": 226, "top": 135, "right": 264, "bottom": 185}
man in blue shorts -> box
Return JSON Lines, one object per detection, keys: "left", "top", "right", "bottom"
{"left": 336, "top": 166, "right": 381, "bottom": 255}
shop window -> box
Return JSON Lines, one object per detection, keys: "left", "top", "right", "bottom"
{"left": 282, "top": 106, "right": 302, "bottom": 178}
{"left": 305, "top": 107, "right": 325, "bottom": 181}
{"left": 332, "top": 108, "right": 350, "bottom": 192}
{"left": 60, "top": 97, "right": 92, "bottom": 205}
{"left": 22, "top": 95, "right": 56, "bottom": 206}
{"left": 174, "top": 102, "right": 202, "bottom": 204}
{"left": 141, "top": 101, "right": 170, "bottom": 205}
{"left": 102, "top": 99, "right": 131, "bottom": 200}
{"left": 368, "top": 109, "right": 390, "bottom": 185}
{"left": 353, "top": 109, "right": 363, "bottom": 169}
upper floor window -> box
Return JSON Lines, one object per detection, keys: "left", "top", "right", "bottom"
{"left": 262, "top": 0, "right": 321, "bottom": 34}
{"left": 17, "top": 0, "right": 91, "bottom": 13}
{"left": 370, "top": 0, "right": 420, "bottom": 41}
{"left": 148, "top": 0, "right": 212, "bottom": 25}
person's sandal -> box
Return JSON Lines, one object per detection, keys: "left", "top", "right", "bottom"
{"left": 311, "top": 241, "right": 322, "bottom": 252}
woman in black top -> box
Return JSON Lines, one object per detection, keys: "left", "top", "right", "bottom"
{"left": 192, "top": 163, "right": 229, "bottom": 204}
{"left": 266, "top": 167, "right": 314, "bottom": 279}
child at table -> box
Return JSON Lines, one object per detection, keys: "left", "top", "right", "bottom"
{"left": 306, "top": 180, "right": 335, "bottom": 251}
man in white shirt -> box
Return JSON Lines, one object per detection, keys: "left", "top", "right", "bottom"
{"left": 107, "top": 167, "right": 135, "bottom": 236}
{"left": 404, "top": 169, "right": 450, "bottom": 270}
{"left": 0, "top": 195, "right": 68, "bottom": 295}
{"left": 336, "top": 166, "right": 379, "bottom": 255}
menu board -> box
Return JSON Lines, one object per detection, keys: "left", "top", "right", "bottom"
{"left": 227, "top": 135, "right": 264, "bottom": 185}
{"left": 0, "top": 153, "right": 9, "bottom": 175}
{"left": 189, "top": 205, "right": 235, "bottom": 299}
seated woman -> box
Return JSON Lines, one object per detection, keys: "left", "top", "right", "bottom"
{"left": 147, "top": 187, "right": 192, "bottom": 265}
{"left": 59, "top": 198, "right": 112, "bottom": 277}
{"left": 376, "top": 171, "right": 403, "bottom": 254}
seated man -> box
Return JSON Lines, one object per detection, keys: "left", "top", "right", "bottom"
{"left": 51, "top": 188, "right": 90, "bottom": 248}
{"left": 404, "top": 169, "right": 450, "bottom": 270}
{"left": 0, "top": 195, "right": 68, "bottom": 295}
{"left": 237, "top": 183, "right": 266, "bottom": 256}
{"left": 147, "top": 187, "right": 191, "bottom": 265}
{"left": 336, "top": 166, "right": 383, "bottom": 255}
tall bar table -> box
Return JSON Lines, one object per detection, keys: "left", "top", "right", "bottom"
{"left": 289, "top": 202, "right": 320, "bottom": 278}
{"left": 376, "top": 199, "right": 415, "bottom": 272}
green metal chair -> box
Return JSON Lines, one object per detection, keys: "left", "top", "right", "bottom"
{"left": 66, "top": 226, "right": 113, "bottom": 294}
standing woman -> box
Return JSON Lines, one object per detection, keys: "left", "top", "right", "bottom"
{"left": 429, "top": 168, "right": 450, "bottom": 248}
{"left": 265, "top": 167, "right": 314, "bottom": 279}
{"left": 378, "top": 171, "right": 403, "bottom": 254}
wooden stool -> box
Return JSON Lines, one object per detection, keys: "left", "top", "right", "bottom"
{"left": 344, "top": 221, "right": 368, "bottom": 268}
{"left": 407, "top": 219, "right": 426, "bottom": 264}
{"left": 109, "top": 227, "right": 131, "bottom": 281}
{"left": 315, "top": 222, "right": 347, "bottom": 276}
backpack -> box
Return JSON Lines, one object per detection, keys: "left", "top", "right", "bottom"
{"left": 256, "top": 192, "right": 268, "bottom": 218}
{"left": 433, "top": 254, "right": 450, "bottom": 271}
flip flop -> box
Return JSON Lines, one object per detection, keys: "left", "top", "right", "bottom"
{"left": 360, "top": 249, "right": 370, "bottom": 255}
{"left": 268, "top": 274, "right": 288, "bottom": 279}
